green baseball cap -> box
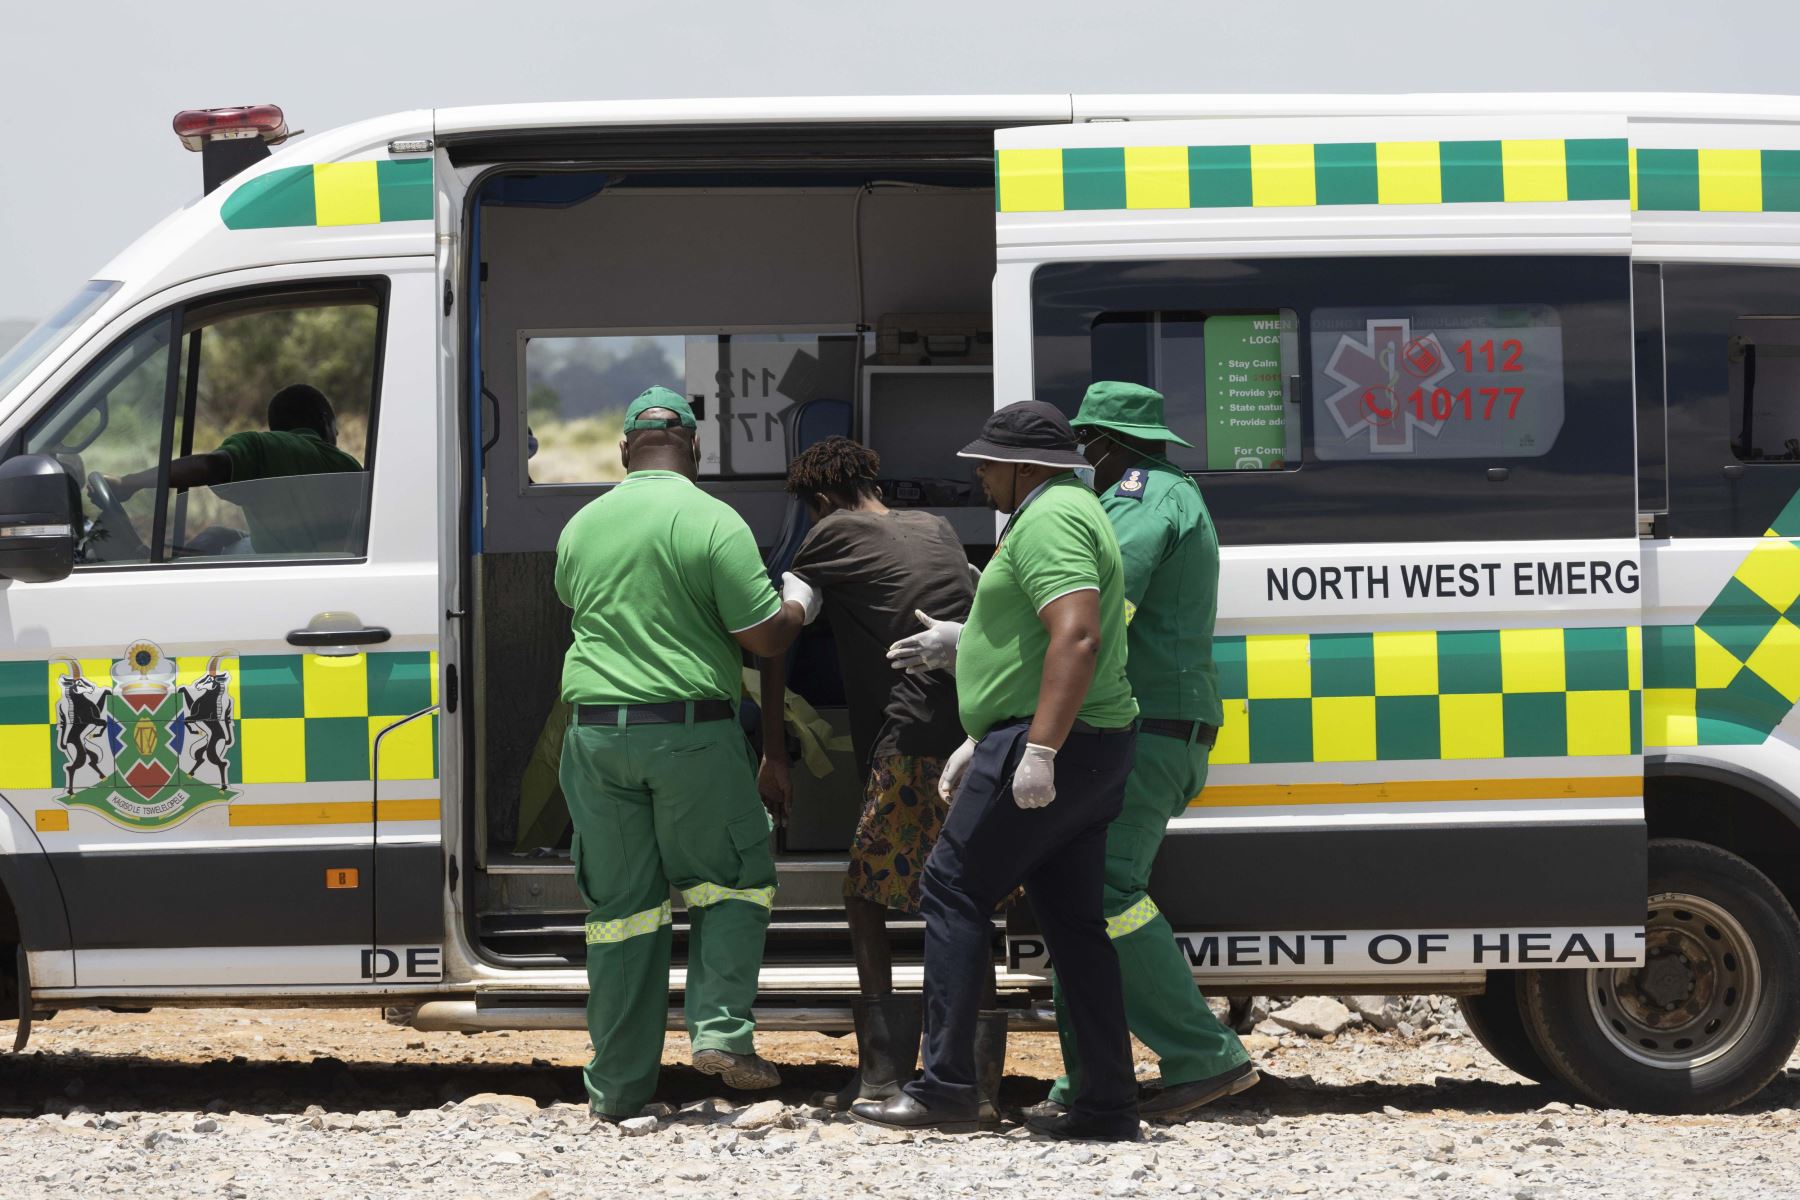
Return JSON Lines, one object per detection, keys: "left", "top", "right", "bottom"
{"left": 1071, "top": 381, "right": 1193, "bottom": 448}
{"left": 623, "top": 386, "right": 698, "bottom": 431}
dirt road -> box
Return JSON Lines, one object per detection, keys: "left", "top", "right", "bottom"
{"left": 1, "top": 1006, "right": 1795, "bottom": 1199}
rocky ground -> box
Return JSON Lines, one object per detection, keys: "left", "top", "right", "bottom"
{"left": 1, "top": 998, "right": 1795, "bottom": 1199}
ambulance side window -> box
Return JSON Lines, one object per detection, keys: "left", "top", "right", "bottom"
{"left": 22, "top": 314, "right": 177, "bottom": 565}
{"left": 164, "top": 285, "right": 384, "bottom": 562}
{"left": 18, "top": 281, "right": 386, "bottom": 567}
{"left": 1032, "top": 255, "right": 1635, "bottom": 545}
{"left": 1664, "top": 263, "right": 1800, "bottom": 537}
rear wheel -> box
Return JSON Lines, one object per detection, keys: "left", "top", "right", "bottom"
{"left": 1458, "top": 974, "right": 1554, "bottom": 1084}
{"left": 1521, "top": 838, "right": 1800, "bottom": 1113}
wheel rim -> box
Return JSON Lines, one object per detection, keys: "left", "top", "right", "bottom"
{"left": 1586, "top": 892, "right": 1760, "bottom": 1070}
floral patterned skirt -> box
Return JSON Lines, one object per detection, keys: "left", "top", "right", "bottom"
{"left": 844, "top": 754, "right": 948, "bottom": 914}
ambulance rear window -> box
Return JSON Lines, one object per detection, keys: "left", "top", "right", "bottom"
{"left": 1032, "top": 257, "right": 1599, "bottom": 467}
{"left": 1030, "top": 255, "right": 1635, "bottom": 545}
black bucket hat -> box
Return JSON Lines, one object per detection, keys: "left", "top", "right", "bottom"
{"left": 957, "top": 401, "right": 1088, "bottom": 469}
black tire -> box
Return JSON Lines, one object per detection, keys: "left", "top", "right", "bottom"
{"left": 1458, "top": 974, "right": 1555, "bottom": 1084}
{"left": 1520, "top": 838, "right": 1800, "bottom": 1113}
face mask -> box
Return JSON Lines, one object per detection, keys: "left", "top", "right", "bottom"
{"left": 1074, "top": 438, "right": 1112, "bottom": 490}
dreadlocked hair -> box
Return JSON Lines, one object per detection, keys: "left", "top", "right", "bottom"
{"left": 786, "top": 436, "right": 883, "bottom": 508}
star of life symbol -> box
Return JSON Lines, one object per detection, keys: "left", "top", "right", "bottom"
{"left": 1322, "top": 319, "right": 1456, "bottom": 453}
{"left": 53, "top": 640, "right": 238, "bottom": 832}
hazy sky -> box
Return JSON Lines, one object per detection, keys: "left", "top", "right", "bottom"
{"left": 4, "top": 0, "right": 1798, "bottom": 320}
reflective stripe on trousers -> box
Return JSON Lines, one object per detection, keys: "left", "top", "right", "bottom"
{"left": 1105, "top": 896, "right": 1160, "bottom": 940}
{"left": 586, "top": 900, "right": 673, "bottom": 945}
{"left": 681, "top": 882, "right": 777, "bottom": 909}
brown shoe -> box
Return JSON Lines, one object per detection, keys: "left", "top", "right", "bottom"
{"left": 692, "top": 1048, "right": 781, "bottom": 1090}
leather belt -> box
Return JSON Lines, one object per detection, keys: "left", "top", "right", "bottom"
{"left": 999, "top": 717, "right": 1137, "bottom": 738}
{"left": 1139, "top": 717, "right": 1219, "bottom": 747}
{"left": 576, "top": 700, "right": 736, "bottom": 726}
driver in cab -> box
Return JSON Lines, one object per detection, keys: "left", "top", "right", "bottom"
{"left": 101, "top": 383, "right": 361, "bottom": 555}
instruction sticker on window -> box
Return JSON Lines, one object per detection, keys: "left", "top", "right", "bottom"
{"left": 1203, "top": 314, "right": 1291, "bottom": 470}
{"left": 1312, "top": 305, "right": 1565, "bottom": 459}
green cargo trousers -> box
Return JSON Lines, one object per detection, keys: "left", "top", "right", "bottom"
{"left": 559, "top": 715, "right": 778, "bottom": 1118}
{"left": 1048, "top": 730, "right": 1248, "bottom": 1105}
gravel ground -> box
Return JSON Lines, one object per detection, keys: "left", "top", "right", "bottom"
{"left": 1, "top": 1002, "right": 1796, "bottom": 1199}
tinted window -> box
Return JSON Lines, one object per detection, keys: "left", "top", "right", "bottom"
{"left": 1032, "top": 256, "right": 1635, "bottom": 545}
{"left": 20, "top": 282, "right": 385, "bottom": 566}
{"left": 1664, "top": 264, "right": 1800, "bottom": 538}
{"left": 1634, "top": 263, "right": 1668, "bottom": 514}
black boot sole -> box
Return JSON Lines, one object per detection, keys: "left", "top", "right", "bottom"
{"left": 848, "top": 1109, "right": 980, "bottom": 1134}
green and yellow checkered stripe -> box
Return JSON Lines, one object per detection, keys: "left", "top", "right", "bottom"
{"left": 221, "top": 159, "right": 433, "bottom": 230}
{"left": 998, "top": 139, "right": 1800, "bottom": 215}
{"left": 1645, "top": 493, "right": 1800, "bottom": 746}
{"left": 1211, "top": 626, "right": 1642, "bottom": 766}
{"left": 997, "top": 138, "right": 1631, "bottom": 213}
{"left": 1631, "top": 148, "right": 1800, "bottom": 213}
{"left": 0, "top": 650, "right": 438, "bottom": 791}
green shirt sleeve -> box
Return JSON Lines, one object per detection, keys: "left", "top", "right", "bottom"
{"left": 1009, "top": 493, "right": 1102, "bottom": 613}
{"left": 216, "top": 431, "right": 268, "bottom": 482}
{"left": 709, "top": 512, "right": 783, "bottom": 633}
{"left": 1107, "top": 493, "right": 1174, "bottom": 609}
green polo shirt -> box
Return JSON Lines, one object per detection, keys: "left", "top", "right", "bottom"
{"left": 1103, "top": 461, "right": 1223, "bottom": 725}
{"left": 555, "top": 470, "right": 780, "bottom": 705}
{"left": 215, "top": 428, "right": 363, "bottom": 555}
{"left": 954, "top": 474, "right": 1138, "bottom": 740}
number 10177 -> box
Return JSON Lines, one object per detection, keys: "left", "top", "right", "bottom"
{"left": 1409, "top": 385, "right": 1525, "bottom": 420}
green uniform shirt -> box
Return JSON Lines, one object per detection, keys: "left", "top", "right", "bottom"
{"left": 1104, "top": 461, "right": 1223, "bottom": 725}
{"left": 215, "top": 428, "right": 363, "bottom": 555}
{"left": 955, "top": 474, "right": 1139, "bottom": 740}
{"left": 555, "top": 470, "right": 780, "bottom": 705}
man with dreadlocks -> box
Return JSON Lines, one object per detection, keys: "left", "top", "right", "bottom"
{"left": 758, "top": 435, "right": 979, "bottom": 1115}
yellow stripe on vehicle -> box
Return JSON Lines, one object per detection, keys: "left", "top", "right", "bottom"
{"left": 1190, "top": 775, "right": 1643, "bottom": 808}
{"left": 227, "top": 798, "right": 441, "bottom": 827}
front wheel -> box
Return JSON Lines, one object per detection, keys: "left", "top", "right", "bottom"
{"left": 1521, "top": 838, "right": 1800, "bottom": 1113}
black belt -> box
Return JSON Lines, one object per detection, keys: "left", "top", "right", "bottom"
{"left": 1139, "top": 717, "right": 1218, "bottom": 747}
{"left": 575, "top": 700, "right": 735, "bottom": 726}
{"left": 1001, "top": 717, "right": 1136, "bottom": 737}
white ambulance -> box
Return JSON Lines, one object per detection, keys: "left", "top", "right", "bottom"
{"left": 2, "top": 93, "right": 1798, "bottom": 1114}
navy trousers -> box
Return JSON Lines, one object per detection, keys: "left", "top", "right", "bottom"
{"left": 908, "top": 720, "right": 1139, "bottom": 1125}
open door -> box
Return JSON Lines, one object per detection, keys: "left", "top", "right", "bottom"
{"left": 993, "top": 112, "right": 1647, "bottom": 981}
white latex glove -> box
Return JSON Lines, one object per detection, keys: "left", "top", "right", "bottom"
{"left": 1011, "top": 743, "right": 1058, "bottom": 809}
{"left": 938, "top": 736, "right": 977, "bottom": 803}
{"left": 886, "top": 609, "right": 964, "bottom": 675}
{"left": 781, "top": 571, "right": 822, "bottom": 624}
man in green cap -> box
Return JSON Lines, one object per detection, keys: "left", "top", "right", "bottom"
{"left": 1044, "top": 380, "right": 1257, "bottom": 1121}
{"left": 555, "top": 385, "right": 817, "bottom": 1120}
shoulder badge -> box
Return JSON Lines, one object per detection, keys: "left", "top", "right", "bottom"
{"left": 1113, "top": 468, "right": 1147, "bottom": 500}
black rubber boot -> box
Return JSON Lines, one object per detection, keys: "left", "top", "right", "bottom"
{"left": 974, "top": 1009, "right": 1009, "bottom": 1128}
{"left": 819, "top": 995, "right": 922, "bottom": 1111}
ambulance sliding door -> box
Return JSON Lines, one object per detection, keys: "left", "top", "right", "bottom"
{"left": 995, "top": 115, "right": 1647, "bottom": 981}
{"left": 0, "top": 260, "right": 443, "bottom": 992}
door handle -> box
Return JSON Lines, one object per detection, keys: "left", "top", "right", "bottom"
{"left": 1723, "top": 464, "right": 1747, "bottom": 480}
{"left": 287, "top": 625, "right": 390, "bottom": 647}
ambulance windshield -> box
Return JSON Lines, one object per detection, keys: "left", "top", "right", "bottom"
{"left": 0, "top": 280, "right": 120, "bottom": 401}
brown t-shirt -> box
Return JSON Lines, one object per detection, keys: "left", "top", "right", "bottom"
{"left": 790, "top": 509, "right": 975, "bottom": 771}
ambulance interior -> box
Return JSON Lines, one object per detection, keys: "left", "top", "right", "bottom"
{"left": 465, "top": 151, "right": 1000, "bottom": 968}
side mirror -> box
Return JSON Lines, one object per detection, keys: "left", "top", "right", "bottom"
{"left": 0, "top": 454, "right": 79, "bottom": 583}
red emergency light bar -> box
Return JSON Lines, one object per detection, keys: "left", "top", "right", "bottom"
{"left": 172, "top": 105, "right": 291, "bottom": 152}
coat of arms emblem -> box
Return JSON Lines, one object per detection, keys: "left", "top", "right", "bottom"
{"left": 54, "top": 640, "right": 237, "bottom": 831}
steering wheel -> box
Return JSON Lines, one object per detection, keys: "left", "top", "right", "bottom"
{"left": 83, "top": 470, "right": 149, "bottom": 561}
{"left": 85, "top": 471, "right": 126, "bottom": 520}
